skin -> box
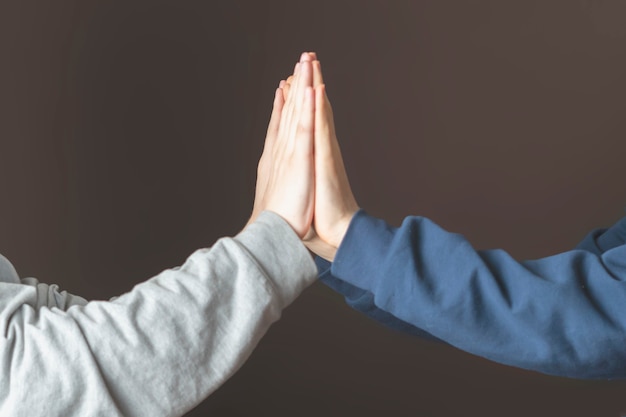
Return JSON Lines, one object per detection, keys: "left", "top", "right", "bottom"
{"left": 249, "top": 51, "right": 358, "bottom": 260}
{"left": 282, "top": 52, "right": 360, "bottom": 261}
{"left": 246, "top": 56, "right": 316, "bottom": 238}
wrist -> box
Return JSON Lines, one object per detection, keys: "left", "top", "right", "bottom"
{"left": 327, "top": 209, "right": 358, "bottom": 249}
{"left": 304, "top": 240, "right": 337, "bottom": 262}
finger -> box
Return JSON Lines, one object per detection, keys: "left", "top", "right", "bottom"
{"left": 279, "top": 62, "right": 302, "bottom": 141}
{"left": 264, "top": 87, "right": 285, "bottom": 152}
{"left": 308, "top": 52, "right": 317, "bottom": 60}
{"left": 267, "top": 86, "right": 285, "bottom": 136}
{"left": 322, "top": 83, "right": 336, "bottom": 138}
{"left": 293, "top": 60, "right": 313, "bottom": 117}
{"left": 314, "top": 84, "right": 332, "bottom": 158}
{"left": 295, "top": 86, "right": 315, "bottom": 155}
{"left": 282, "top": 60, "right": 299, "bottom": 101}
{"left": 312, "top": 60, "right": 324, "bottom": 88}
{"left": 282, "top": 60, "right": 309, "bottom": 142}
{"left": 285, "top": 61, "right": 311, "bottom": 151}
{"left": 255, "top": 86, "right": 284, "bottom": 205}
{"left": 318, "top": 84, "right": 343, "bottom": 174}
{"left": 279, "top": 79, "right": 286, "bottom": 89}
{"left": 282, "top": 75, "right": 294, "bottom": 101}
{"left": 296, "top": 85, "right": 316, "bottom": 231}
{"left": 282, "top": 82, "right": 290, "bottom": 102}
{"left": 300, "top": 51, "right": 314, "bottom": 63}
{"left": 313, "top": 61, "right": 332, "bottom": 112}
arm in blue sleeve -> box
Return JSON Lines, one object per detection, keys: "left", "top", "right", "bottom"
{"left": 318, "top": 214, "right": 626, "bottom": 345}
{"left": 329, "top": 210, "right": 626, "bottom": 379}
{"left": 316, "top": 257, "right": 442, "bottom": 340}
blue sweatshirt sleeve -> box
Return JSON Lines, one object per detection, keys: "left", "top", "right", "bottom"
{"left": 318, "top": 214, "right": 626, "bottom": 345}
{"left": 316, "top": 256, "right": 443, "bottom": 340}
{"left": 327, "top": 210, "right": 626, "bottom": 379}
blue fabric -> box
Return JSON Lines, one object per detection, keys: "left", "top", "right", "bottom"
{"left": 316, "top": 256, "right": 443, "bottom": 341}
{"left": 318, "top": 210, "right": 626, "bottom": 379}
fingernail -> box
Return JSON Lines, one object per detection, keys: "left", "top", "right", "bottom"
{"left": 300, "top": 52, "right": 310, "bottom": 62}
{"left": 279, "top": 80, "right": 286, "bottom": 88}
{"left": 294, "top": 62, "right": 300, "bottom": 74}
{"left": 308, "top": 52, "right": 317, "bottom": 60}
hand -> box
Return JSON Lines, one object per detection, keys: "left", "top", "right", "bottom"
{"left": 246, "top": 56, "right": 316, "bottom": 238}
{"left": 282, "top": 53, "right": 359, "bottom": 260}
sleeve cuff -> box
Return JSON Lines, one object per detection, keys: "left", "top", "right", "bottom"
{"left": 331, "top": 209, "right": 397, "bottom": 293}
{"left": 235, "top": 211, "right": 317, "bottom": 308}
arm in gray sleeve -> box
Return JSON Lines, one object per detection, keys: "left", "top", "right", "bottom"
{"left": 0, "top": 211, "right": 317, "bottom": 417}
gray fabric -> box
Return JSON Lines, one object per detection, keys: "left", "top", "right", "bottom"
{"left": 0, "top": 211, "right": 317, "bottom": 416}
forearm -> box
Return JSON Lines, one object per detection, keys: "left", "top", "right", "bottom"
{"left": 316, "top": 256, "right": 442, "bottom": 340}
{"left": 0, "top": 211, "right": 317, "bottom": 416}
{"left": 320, "top": 214, "right": 626, "bottom": 340}
{"left": 330, "top": 210, "right": 626, "bottom": 379}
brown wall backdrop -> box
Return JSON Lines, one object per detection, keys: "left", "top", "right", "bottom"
{"left": 1, "top": 1, "right": 626, "bottom": 416}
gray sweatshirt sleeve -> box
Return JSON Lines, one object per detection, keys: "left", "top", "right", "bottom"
{"left": 0, "top": 211, "right": 317, "bottom": 417}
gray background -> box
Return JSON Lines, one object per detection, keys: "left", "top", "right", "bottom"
{"left": 1, "top": 1, "right": 626, "bottom": 416}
